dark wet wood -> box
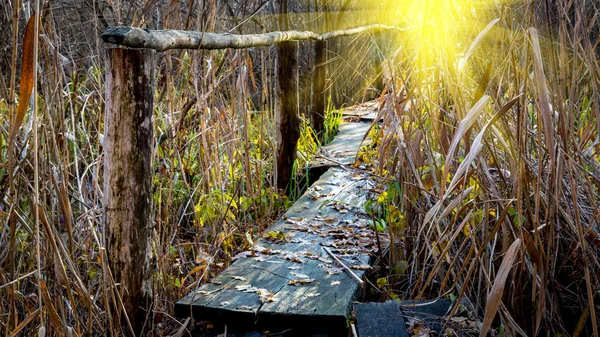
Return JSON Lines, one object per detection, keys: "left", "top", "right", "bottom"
{"left": 176, "top": 109, "right": 385, "bottom": 335}
{"left": 400, "top": 299, "right": 472, "bottom": 335}
{"left": 275, "top": 43, "right": 300, "bottom": 192}
{"left": 354, "top": 301, "right": 408, "bottom": 337}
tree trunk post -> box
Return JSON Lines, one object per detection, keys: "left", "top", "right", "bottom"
{"left": 103, "top": 48, "right": 155, "bottom": 335}
{"left": 276, "top": 0, "right": 300, "bottom": 193}
{"left": 311, "top": 40, "right": 326, "bottom": 140}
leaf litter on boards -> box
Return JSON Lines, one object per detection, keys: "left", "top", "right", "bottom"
{"left": 288, "top": 278, "right": 315, "bottom": 286}
{"left": 329, "top": 201, "right": 352, "bottom": 214}
{"left": 318, "top": 264, "right": 342, "bottom": 275}
{"left": 216, "top": 187, "right": 385, "bottom": 293}
{"left": 349, "top": 263, "right": 371, "bottom": 271}
{"left": 289, "top": 272, "right": 310, "bottom": 279}
{"left": 257, "top": 288, "right": 277, "bottom": 303}
{"left": 235, "top": 284, "right": 259, "bottom": 293}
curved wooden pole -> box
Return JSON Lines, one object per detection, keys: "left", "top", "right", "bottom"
{"left": 101, "top": 24, "right": 405, "bottom": 51}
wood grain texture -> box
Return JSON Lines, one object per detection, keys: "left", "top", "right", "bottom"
{"left": 275, "top": 5, "right": 300, "bottom": 192}
{"left": 310, "top": 121, "right": 372, "bottom": 169}
{"left": 308, "top": 102, "right": 380, "bottom": 171}
{"left": 103, "top": 48, "right": 155, "bottom": 334}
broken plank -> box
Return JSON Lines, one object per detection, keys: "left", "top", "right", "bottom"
{"left": 354, "top": 301, "right": 408, "bottom": 337}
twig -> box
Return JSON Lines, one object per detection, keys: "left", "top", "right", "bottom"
{"left": 168, "top": 317, "right": 192, "bottom": 337}
{"left": 0, "top": 269, "right": 39, "bottom": 290}
{"left": 351, "top": 323, "right": 358, "bottom": 337}
{"left": 250, "top": 264, "right": 292, "bottom": 280}
{"left": 228, "top": 0, "right": 272, "bottom": 33}
{"left": 323, "top": 247, "right": 364, "bottom": 286}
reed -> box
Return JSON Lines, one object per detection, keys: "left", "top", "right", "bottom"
{"left": 374, "top": 1, "right": 600, "bottom": 335}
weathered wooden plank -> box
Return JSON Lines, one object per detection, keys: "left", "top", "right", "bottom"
{"left": 342, "top": 101, "right": 380, "bottom": 122}
{"left": 354, "top": 301, "right": 408, "bottom": 337}
{"left": 311, "top": 122, "right": 372, "bottom": 168}
{"left": 175, "top": 167, "right": 385, "bottom": 334}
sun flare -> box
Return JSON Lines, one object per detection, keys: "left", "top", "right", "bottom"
{"left": 361, "top": 0, "right": 510, "bottom": 82}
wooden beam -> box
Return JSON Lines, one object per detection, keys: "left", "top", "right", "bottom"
{"left": 101, "top": 24, "right": 405, "bottom": 51}
{"left": 103, "top": 48, "right": 155, "bottom": 335}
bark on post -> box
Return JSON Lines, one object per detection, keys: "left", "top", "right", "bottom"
{"left": 276, "top": 0, "right": 300, "bottom": 193}
{"left": 311, "top": 40, "right": 326, "bottom": 139}
{"left": 103, "top": 48, "right": 155, "bottom": 335}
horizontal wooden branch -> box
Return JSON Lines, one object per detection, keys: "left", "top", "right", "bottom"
{"left": 101, "top": 24, "right": 404, "bottom": 51}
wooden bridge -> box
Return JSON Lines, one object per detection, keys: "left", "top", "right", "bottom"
{"left": 173, "top": 103, "right": 468, "bottom": 336}
{"left": 175, "top": 102, "right": 384, "bottom": 336}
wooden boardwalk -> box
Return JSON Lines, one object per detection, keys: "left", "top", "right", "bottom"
{"left": 309, "top": 102, "right": 377, "bottom": 170}
{"left": 175, "top": 102, "right": 386, "bottom": 336}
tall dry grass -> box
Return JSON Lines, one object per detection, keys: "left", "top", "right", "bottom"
{"left": 376, "top": 1, "right": 600, "bottom": 336}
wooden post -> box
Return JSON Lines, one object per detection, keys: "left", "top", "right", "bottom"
{"left": 311, "top": 40, "right": 326, "bottom": 140}
{"left": 103, "top": 48, "right": 155, "bottom": 335}
{"left": 276, "top": 0, "right": 300, "bottom": 193}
